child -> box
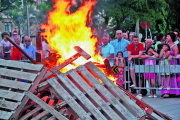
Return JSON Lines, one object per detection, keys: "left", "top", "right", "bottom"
{"left": 159, "top": 43, "right": 171, "bottom": 90}
{"left": 114, "top": 51, "right": 124, "bottom": 86}
{"left": 141, "top": 47, "right": 159, "bottom": 98}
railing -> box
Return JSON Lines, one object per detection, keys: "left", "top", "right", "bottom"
{"left": 108, "top": 57, "right": 180, "bottom": 91}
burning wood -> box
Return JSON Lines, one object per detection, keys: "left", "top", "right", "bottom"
{"left": 41, "top": 46, "right": 91, "bottom": 82}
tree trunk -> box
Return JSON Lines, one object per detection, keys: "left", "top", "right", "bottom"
{"left": 99, "top": 16, "right": 109, "bottom": 39}
{"left": 165, "top": 19, "right": 169, "bottom": 37}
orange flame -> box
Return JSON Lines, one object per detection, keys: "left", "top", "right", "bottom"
{"left": 40, "top": 0, "right": 117, "bottom": 85}
{"left": 41, "top": 0, "right": 104, "bottom": 72}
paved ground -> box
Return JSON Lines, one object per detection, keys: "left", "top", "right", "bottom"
{"left": 139, "top": 90, "right": 180, "bottom": 120}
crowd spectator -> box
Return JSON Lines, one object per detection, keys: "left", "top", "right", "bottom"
{"left": 159, "top": 43, "right": 171, "bottom": 91}
{"left": 145, "top": 39, "right": 153, "bottom": 51}
{"left": 129, "top": 32, "right": 135, "bottom": 43}
{"left": 114, "top": 51, "right": 124, "bottom": 86}
{"left": 160, "top": 32, "right": 180, "bottom": 98}
{"left": 174, "top": 30, "right": 179, "bottom": 45}
{"left": 101, "top": 34, "right": 114, "bottom": 58}
{"left": 0, "top": 32, "right": 13, "bottom": 60}
{"left": 127, "top": 35, "right": 144, "bottom": 96}
{"left": 122, "top": 33, "right": 128, "bottom": 40}
{"left": 155, "top": 33, "right": 165, "bottom": 53}
{"left": 11, "top": 35, "right": 22, "bottom": 60}
{"left": 42, "top": 37, "right": 50, "bottom": 58}
{"left": 23, "top": 36, "right": 37, "bottom": 60}
{"left": 141, "top": 47, "right": 159, "bottom": 98}
{"left": 110, "top": 30, "right": 129, "bottom": 59}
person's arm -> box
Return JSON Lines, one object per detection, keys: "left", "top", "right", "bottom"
{"left": 168, "top": 45, "right": 178, "bottom": 61}
{"left": 120, "top": 58, "right": 124, "bottom": 67}
{"left": 149, "top": 48, "right": 159, "bottom": 58}
{"left": 108, "top": 44, "right": 115, "bottom": 58}
{"left": 131, "top": 52, "right": 144, "bottom": 58}
{"left": 115, "top": 57, "right": 119, "bottom": 66}
{"left": 159, "top": 49, "right": 164, "bottom": 58}
{"left": 10, "top": 46, "right": 13, "bottom": 56}
{"left": 0, "top": 41, "right": 4, "bottom": 57}
{"left": 164, "top": 51, "right": 171, "bottom": 58}
{"left": 128, "top": 51, "right": 132, "bottom": 61}
{"left": 107, "top": 53, "right": 114, "bottom": 58}
{"left": 33, "top": 47, "right": 37, "bottom": 59}
{"left": 141, "top": 55, "right": 151, "bottom": 59}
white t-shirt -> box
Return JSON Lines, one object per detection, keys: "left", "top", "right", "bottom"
{"left": 0, "top": 40, "right": 13, "bottom": 53}
{"left": 42, "top": 41, "right": 50, "bottom": 58}
{"left": 20, "top": 43, "right": 25, "bottom": 49}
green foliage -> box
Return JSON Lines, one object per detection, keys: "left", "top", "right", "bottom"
{"left": 93, "top": 0, "right": 166, "bottom": 35}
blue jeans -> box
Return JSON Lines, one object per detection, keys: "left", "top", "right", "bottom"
{"left": 1, "top": 53, "right": 11, "bottom": 60}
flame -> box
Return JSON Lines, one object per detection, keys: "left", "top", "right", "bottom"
{"left": 40, "top": 0, "right": 117, "bottom": 84}
{"left": 41, "top": 0, "right": 104, "bottom": 72}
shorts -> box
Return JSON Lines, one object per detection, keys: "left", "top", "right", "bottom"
{"left": 145, "top": 73, "right": 157, "bottom": 79}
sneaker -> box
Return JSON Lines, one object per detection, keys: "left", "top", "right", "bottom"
{"left": 130, "top": 84, "right": 136, "bottom": 87}
{"left": 167, "top": 86, "right": 170, "bottom": 90}
{"left": 136, "top": 94, "right": 142, "bottom": 100}
{"left": 159, "top": 86, "right": 164, "bottom": 90}
{"left": 148, "top": 95, "right": 154, "bottom": 98}
{"left": 153, "top": 95, "right": 157, "bottom": 98}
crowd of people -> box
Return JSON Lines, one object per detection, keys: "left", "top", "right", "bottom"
{"left": 1, "top": 29, "right": 180, "bottom": 98}
{"left": 0, "top": 31, "right": 49, "bottom": 61}
{"left": 100, "top": 30, "right": 180, "bottom": 98}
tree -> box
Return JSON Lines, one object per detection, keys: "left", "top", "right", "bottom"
{"left": 92, "top": 0, "right": 166, "bottom": 38}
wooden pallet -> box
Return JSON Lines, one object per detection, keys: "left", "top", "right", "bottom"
{"left": 18, "top": 96, "right": 69, "bottom": 120}
{"left": 0, "top": 59, "right": 47, "bottom": 120}
{"left": 29, "top": 61, "right": 146, "bottom": 120}
{"left": 118, "top": 85, "right": 172, "bottom": 120}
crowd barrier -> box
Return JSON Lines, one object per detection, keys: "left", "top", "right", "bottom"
{"left": 108, "top": 58, "right": 180, "bottom": 91}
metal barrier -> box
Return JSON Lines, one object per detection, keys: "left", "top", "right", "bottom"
{"left": 108, "top": 58, "right": 180, "bottom": 92}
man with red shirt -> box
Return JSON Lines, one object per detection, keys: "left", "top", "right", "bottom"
{"left": 11, "top": 35, "right": 22, "bottom": 60}
{"left": 127, "top": 35, "right": 144, "bottom": 96}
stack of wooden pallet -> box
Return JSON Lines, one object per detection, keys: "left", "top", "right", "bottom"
{"left": 0, "top": 47, "right": 172, "bottom": 120}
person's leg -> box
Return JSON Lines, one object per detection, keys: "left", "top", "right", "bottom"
{"left": 130, "top": 68, "right": 136, "bottom": 86}
{"left": 151, "top": 78, "right": 157, "bottom": 96}
{"left": 159, "top": 75, "right": 164, "bottom": 89}
{"left": 6, "top": 53, "right": 11, "bottom": 60}
{"left": 167, "top": 75, "right": 170, "bottom": 90}
{"left": 138, "top": 79, "right": 143, "bottom": 94}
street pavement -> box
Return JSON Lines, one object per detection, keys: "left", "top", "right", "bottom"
{"left": 140, "top": 90, "right": 180, "bottom": 120}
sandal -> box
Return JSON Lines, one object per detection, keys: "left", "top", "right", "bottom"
{"left": 160, "top": 94, "right": 169, "bottom": 98}
{"left": 167, "top": 86, "right": 170, "bottom": 90}
{"left": 159, "top": 86, "right": 164, "bottom": 90}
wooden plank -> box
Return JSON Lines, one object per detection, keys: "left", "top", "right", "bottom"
{"left": 74, "top": 46, "right": 91, "bottom": 60}
{"left": 85, "top": 62, "right": 146, "bottom": 118}
{"left": 56, "top": 73, "right": 107, "bottom": 120}
{"left": 48, "top": 78, "right": 92, "bottom": 120}
{"left": 67, "top": 70, "right": 122, "bottom": 120}
{"left": 11, "top": 67, "right": 48, "bottom": 120}
{"left": 0, "top": 59, "right": 43, "bottom": 71}
{"left": 31, "top": 110, "right": 49, "bottom": 120}
{"left": 25, "top": 91, "right": 68, "bottom": 120}
{"left": 0, "top": 100, "right": 19, "bottom": 110}
{"left": 41, "top": 53, "right": 81, "bottom": 82}
{"left": 46, "top": 116, "right": 57, "bottom": 120}
{"left": 0, "top": 78, "right": 31, "bottom": 91}
{"left": 77, "top": 65, "right": 136, "bottom": 120}
{"left": 0, "top": 110, "right": 13, "bottom": 119}
{"left": 19, "top": 106, "right": 42, "bottom": 120}
{"left": 0, "top": 68, "right": 37, "bottom": 81}
{"left": 37, "top": 81, "right": 50, "bottom": 92}
{"left": 0, "top": 89, "right": 24, "bottom": 101}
